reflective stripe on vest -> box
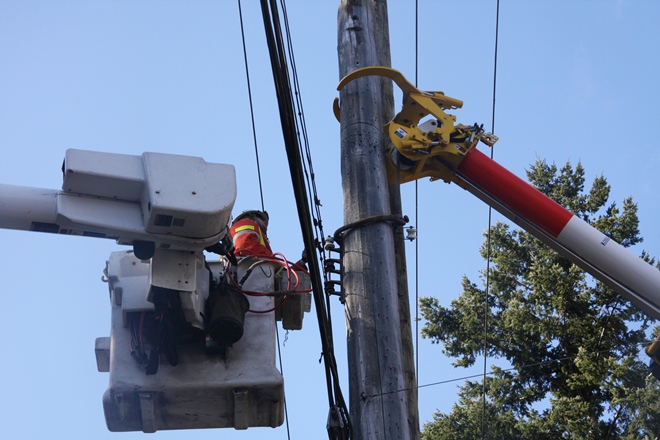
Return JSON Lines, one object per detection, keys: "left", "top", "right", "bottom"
{"left": 231, "top": 222, "right": 266, "bottom": 246}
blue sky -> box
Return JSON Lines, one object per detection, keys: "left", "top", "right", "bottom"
{"left": 1, "top": 1, "right": 659, "bottom": 439}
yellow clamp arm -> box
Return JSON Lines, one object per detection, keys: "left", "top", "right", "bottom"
{"left": 334, "top": 66, "right": 497, "bottom": 184}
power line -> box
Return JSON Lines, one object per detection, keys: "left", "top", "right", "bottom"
{"left": 364, "top": 342, "right": 653, "bottom": 400}
{"left": 275, "top": 325, "right": 292, "bottom": 439}
{"left": 259, "top": 0, "right": 352, "bottom": 437}
{"left": 414, "top": 0, "right": 420, "bottom": 398}
{"left": 237, "top": 0, "right": 265, "bottom": 211}
{"left": 482, "top": 1, "right": 500, "bottom": 438}
{"left": 237, "top": 3, "right": 290, "bottom": 439}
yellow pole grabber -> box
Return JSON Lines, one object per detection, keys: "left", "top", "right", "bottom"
{"left": 334, "top": 66, "right": 497, "bottom": 184}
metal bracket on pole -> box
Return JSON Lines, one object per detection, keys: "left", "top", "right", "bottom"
{"left": 323, "top": 215, "right": 408, "bottom": 304}
{"left": 333, "top": 214, "right": 408, "bottom": 242}
{"left": 323, "top": 236, "right": 345, "bottom": 303}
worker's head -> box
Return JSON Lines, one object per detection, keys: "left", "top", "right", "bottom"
{"left": 233, "top": 210, "right": 269, "bottom": 231}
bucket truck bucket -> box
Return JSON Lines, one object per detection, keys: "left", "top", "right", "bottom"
{"left": 96, "top": 251, "right": 285, "bottom": 433}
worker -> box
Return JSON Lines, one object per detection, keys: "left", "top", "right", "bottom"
{"left": 229, "top": 210, "right": 273, "bottom": 258}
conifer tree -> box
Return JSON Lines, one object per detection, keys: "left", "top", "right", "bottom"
{"left": 420, "top": 160, "right": 660, "bottom": 439}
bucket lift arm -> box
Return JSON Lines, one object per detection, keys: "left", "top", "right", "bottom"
{"left": 0, "top": 149, "right": 302, "bottom": 432}
{"left": 336, "top": 67, "right": 660, "bottom": 357}
{"left": 0, "top": 149, "right": 237, "bottom": 254}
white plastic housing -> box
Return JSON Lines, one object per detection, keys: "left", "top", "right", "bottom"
{"left": 104, "top": 250, "right": 209, "bottom": 330}
{"left": 62, "top": 149, "right": 236, "bottom": 244}
{"left": 0, "top": 149, "right": 237, "bottom": 251}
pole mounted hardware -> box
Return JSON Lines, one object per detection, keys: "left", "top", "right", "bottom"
{"left": 321, "top": 215, "right": 409, "bottom": 304}
{"left": 335, "top": 66, "right": 498, "bottom": 185}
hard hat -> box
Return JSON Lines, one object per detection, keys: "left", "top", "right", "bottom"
{"left": 233, "top": 210, "right": 269, "bottom": 224}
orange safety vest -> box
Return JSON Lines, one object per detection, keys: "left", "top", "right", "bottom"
{"left": 229, "top": 218, "right": 273, "bottom": 257}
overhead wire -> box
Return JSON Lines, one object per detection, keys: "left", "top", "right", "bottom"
{"left": 237, "top": 0, "right": 265, "bottom": 211}
{"left": 276, "top": 0, "right": 336, "bottom": 341}
{"left": 276, "top": 0, "right": 340, "bottom": 360}
{"left": 415, "top": 160, "right": 421, "bottom": 418}
{"left": 237, "top": 1, "right": 289, "bottom": 437}
{"left": 362, "top": 342, "right": 647, "bottom": 399}
{"left": 277, "top": 2, "right": 349, "bottom": 428}
{"left": 259, "top": 0, "right": 352, "bottom": 438}
{"left": 273, "top": 0, "right": 348, "bottom": 421}
{"left": 482, "top": 1, "right": 501, "bottom": 438}
{"left": 414, "top": 0, "right": 420, "bottom": 396}
{"left": 408, "top": 1, "right": 500, "bottom": 435}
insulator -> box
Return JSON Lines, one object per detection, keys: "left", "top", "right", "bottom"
{"left": 324, "top": 258, "right": 341, "bottom": 274}
{"left": 324, "top": 236, "right": 337, "bottom": 250}
{"left": 325, "top": 281, "right": 342, "bottom": 296}
{"left": 405, "top": 226, "right": 417, "bottom": 241}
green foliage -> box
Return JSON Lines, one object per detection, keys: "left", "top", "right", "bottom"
{"left": 420, "top": 159, "right": 660, "bottom": 439}
{"left": 421, "top": 380, "right": 522, "bottom": 440}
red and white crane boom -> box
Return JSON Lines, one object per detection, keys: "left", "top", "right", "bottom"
{"left": 336, "top": 67, "right": 660, "bottom": 321}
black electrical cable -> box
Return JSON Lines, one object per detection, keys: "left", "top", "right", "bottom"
{"left": 362, "top": 344, "right": 639, "bottom": 400}
{"left": 275, "top": 324, "right": 292, "bottom": 437}
{"left": 482, "top": 1, "right": 501, "bottom": 439}
{"left": 276, "top": 1, "right": 337, "bottom": 372}
{"left": 259, "top": 1, "right": 352, "bottom": 438}
{"left": 414, "top": 0, "right": 420, "bottom": 399}
{"left": 261, "top": 0, "right": 335, "bottom": 410}
{"left": 237, "top": 0, "right": 266, "bottom": 211}
{"left": 237, "top": 2, "right": 290, "bottom": 437}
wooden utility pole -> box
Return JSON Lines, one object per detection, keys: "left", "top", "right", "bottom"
{"left": 337, "top": 1, "right": 419, "bottom": 439}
